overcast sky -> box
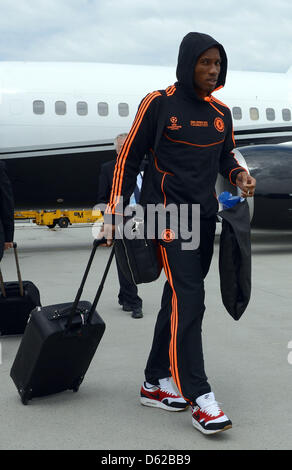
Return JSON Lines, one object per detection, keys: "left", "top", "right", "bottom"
{"left": 0, "top": 0, "right": 291, "bottom": 73}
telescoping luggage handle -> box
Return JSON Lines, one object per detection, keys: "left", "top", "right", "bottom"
{"left": 65, "top": 238, "right": 115, "bottom": 329}
{"left": 0, "top": 243, "right": 24, "bottom": 298}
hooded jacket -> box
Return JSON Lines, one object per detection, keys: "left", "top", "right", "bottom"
{"left": 106, "top": 32, "right": 246, "bottom": 219}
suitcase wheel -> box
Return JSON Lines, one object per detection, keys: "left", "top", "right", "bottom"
{"left": 71, "top": 376, "right": 84, "bottom": 392}
{"left": 21, "top": 396, "right": 29, "bottom": 405}
{"left": 19, "top": 388, "right": 31, "bottom": 405}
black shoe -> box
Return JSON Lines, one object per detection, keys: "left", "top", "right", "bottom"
{"left": 131, "top": 307, "right": 143, "bottom": 319}
{"left": 121, "top": 302, "right": 134, "bottom": 312}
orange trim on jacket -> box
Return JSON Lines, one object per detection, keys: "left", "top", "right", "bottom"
{"left": 210, "top": 95, "right": 229, "bottom": 109}
{"left": 204, "top": 96, "right": 225, "bottom": 116}
{"left": 106, "top": 91, "right": 161, "bottom": 214}
{"left": 164, "top": 132, "right": 225, "bottom": 148}
{"left": 166, "top": 85, "right": 176, "bottom": 96}
{"left": 152, "top": 154, "right": 174, "bottom": 208}
{"left": 229, "top": 166, "right": 247, "bottom": 186}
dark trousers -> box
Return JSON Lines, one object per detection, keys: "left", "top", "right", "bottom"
{"left": 144, "top": 217, "right": 216, "bottom": 404}
{"left": 116, "top": 254, "right": 142, "bottom": 309}
{"left": 0, "top": 236, "right": 4, "bottom": 262}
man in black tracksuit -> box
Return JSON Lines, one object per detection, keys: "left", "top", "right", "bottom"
{"left": 103, "top": 32, "right": 256, "bottom": 435}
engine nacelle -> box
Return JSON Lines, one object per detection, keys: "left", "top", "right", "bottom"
{"left": 231, "top": 144, "right": 292, "bottom": 230}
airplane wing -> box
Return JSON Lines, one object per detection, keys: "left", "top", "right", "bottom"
{"left": 0, "top": 139, "right": 116, "bottom": 210}
{"left": 0, "top": 139, "right": 115, "bottom": 161}
{"left": 234, "top": 123, "right": 292, "bottom": 146}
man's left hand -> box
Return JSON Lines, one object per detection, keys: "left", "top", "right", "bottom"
{"left": 4, "top": 242, "right": 13, "bottom": 250}
{"left": 236, "top": 171, "right": 256, "bottom": 198}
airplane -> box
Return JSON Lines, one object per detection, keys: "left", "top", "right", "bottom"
{"left": 0, "top": 61, "right": 291, "bottom": 229}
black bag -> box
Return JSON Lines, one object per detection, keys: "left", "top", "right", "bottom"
{"left": 10, "top": 238, "right": 114, "bottom": 405}
{"left": 114, "top": 217, "right": 162, "bottom": 284}
{"left": 218, "top": 200, "right": 251, "bottom": 320}
{"left": 0, "top": 243, "right": 41, "bottom": 335}
{"left": 113, "top": 91, "right": 168, "bottom": 285}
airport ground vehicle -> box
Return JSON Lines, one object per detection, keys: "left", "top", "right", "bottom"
{"left": 14, "top": 209, "right": 103, "bottom": 228}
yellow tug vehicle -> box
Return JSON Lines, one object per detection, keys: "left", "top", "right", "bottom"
{"left": 14, "top": 209, "right": 103, "bottom": 228}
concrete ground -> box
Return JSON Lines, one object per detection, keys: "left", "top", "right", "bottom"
{"left": 0, "top": 223, "right": 291, "bottom": 450}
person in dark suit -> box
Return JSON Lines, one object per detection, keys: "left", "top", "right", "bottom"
{"left": 98, "top": 133, "right": 143, "bottom": 319}
{"left": 0, "top": 161, "right": 14, "bottom": 261}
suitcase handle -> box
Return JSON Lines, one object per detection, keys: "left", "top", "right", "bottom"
{"left": 13, "top": 243, "right": 24, "bottom": 297}
{"left": 65, "top": 238, "right": 114, "bottom": 329}
{"left": 87, "top": 243, "right": 115, "bottom": 323}
{"left": 0, "top": 242, "right": 24, "bottom": 297}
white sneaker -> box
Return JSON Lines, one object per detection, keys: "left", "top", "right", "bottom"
{"left": 191, "top": 392, "right": 232, "bottom": 435}
{"left": 140, "top": 377, "right": 189, "bottom": 411}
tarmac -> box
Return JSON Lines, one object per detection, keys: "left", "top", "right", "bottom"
{"left": 0, "top": 222, "right": 291, "bottom": 451}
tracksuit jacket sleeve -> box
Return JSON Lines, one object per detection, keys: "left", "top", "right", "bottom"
{"left": 105, "top": 92, "right": 161, "bottom": 220}
{"left": 219, "top": 109, "right": 246, "bottom": 186}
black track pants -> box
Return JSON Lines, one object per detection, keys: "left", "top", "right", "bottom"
{"left": 144, "top": 217, "right": 216, "bottom": 403}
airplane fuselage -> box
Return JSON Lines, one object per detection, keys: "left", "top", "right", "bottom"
{"left": 0, "top": 61, "right": 292, "bottom": 150}
{"left": 0, "top": 62, "right": 292, "bottom": 229}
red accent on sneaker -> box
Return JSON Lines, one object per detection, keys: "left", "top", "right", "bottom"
{"left": 140, "top": 382, "right": 188, "bottom": 411}
{"left": 191, "top": 404, "right": 232, "bottom": 434}
{"left": 192, "top": 406, "right": 225, "bottom": 424}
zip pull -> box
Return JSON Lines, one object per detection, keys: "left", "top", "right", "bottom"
{"left": 204, "top": 95, "right": 225, "bottom": 116}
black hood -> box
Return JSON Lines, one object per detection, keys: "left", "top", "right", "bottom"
{"left": 176, "top": 32, "right": 228, "bottom": 100}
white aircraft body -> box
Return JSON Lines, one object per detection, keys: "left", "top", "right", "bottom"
{"left": 0, "top": 61, "right": 291, "bottom": 151}
{"left": 0, "top": 61, "right": 291, "bottom": 229}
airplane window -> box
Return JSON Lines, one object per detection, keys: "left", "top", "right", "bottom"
{"left": 266, "top": 108, "right": 275, "bottom": 121}
{"left": 232, "top": 107, "right": 242, "bottom": 120}
{"left": 118, "top": 103, "right": 129, "bottom": 117}
{"left": 282, "top": 108, "right": 291, "bottom": 121}
{"left": 98, "top": 102, "right": 109, "bottom": 116}
{"left": 77, "top": 101, "right": 88, "bottom": 116}
{"left": 249, "top": 107, "right": 259, "bottom": 120}
{"left": 33, "top": 100, "right": 45, "bottom": 115}
{"left": 55, "top": 101, "right": 66, "bottom": 115}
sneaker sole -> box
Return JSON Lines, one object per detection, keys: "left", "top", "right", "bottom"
{"left": 140, "top": 396, "right": 189, "bottom": 412}
{"left": 192, "top": 418, "right": 232, "bottom": 435}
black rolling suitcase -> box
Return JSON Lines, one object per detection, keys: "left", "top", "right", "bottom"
{"left": 10, "top": 238, "right": 114, "bottom": 405}
{"left": 0, "top": 243, "right": 41, "bottom": 336}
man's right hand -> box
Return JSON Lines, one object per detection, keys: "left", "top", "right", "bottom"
{"left": 103, "top": 223, "right": 115, "bottom": 246}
